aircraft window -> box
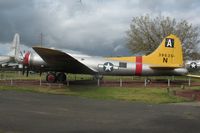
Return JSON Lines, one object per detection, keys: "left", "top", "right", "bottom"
{"left": 119, "top": 62, "right": 127, "bottom": 68}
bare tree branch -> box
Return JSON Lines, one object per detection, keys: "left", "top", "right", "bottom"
{"left": 126, "top": 15, "right": 200, "bottom": 60}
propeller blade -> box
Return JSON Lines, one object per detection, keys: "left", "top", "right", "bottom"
{"left": 22, "top": 51, "right": 31, "bottom": 77}
{"left": 22, "top": 65, "right": 25, "bottom": 75}
{"left": 26, "top": 67, "right": 29, "bottom": 77}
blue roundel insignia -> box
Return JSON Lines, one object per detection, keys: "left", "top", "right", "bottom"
{"left": 103, "top": 62, "right": 114, "bottom": 72}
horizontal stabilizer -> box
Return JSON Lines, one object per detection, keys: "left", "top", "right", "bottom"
{"left": 150, "top": 65, "right": 181, "bottom": 69}
{"left": 187, "top": 74, "right": 200, "bottom": 78}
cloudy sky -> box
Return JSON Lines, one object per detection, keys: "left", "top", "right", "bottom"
{"left": 0, "top": 0, "right": 200, "bottom": 56}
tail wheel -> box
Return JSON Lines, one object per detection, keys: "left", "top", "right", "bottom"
{"left": 46, "top": 73, "right": 57, "bottom": 83}
{"left": 56, "top": 72, "right": 66, "bottom": 83}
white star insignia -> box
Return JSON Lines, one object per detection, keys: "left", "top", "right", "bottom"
{"left": 103, "top": 62, "right": 113, "bottom": 72}
{"left": 190, "top": 62, "right": 197, "bottom": 69}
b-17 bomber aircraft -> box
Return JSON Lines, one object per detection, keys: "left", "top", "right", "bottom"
{"left": 21, "top": 34, "right": 189, "bottom": 83}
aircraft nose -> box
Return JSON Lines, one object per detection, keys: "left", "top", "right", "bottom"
{"left": 23, "top": 52, "right": 30, "bottom": 66}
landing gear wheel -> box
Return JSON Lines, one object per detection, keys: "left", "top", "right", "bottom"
{"left": 147, "top": 79, "right": 151, "bottom": 84}
{"left": 93, "top": 75, "right": 103, "bottom": 80}
{"left": 56, "top": 72, "right": 66, "bottom": 83}
{"left": 46, "top": 73, "right": 57, "bottom": 83}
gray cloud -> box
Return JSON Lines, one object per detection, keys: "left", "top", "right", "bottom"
{"left": 0, "top": 0, "right": 200, "bottom": 56}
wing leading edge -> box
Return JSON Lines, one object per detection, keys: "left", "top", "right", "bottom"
{"left": 32, "top": 47, "right": 97, "bottom": 74}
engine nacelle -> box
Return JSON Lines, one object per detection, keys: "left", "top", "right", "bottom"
{"left": 23, "top": 52, "right": 47, "bottom": 68}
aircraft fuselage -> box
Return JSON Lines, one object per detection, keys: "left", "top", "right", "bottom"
{"left": 25, "top": 52, "right": 188, "bottom": 76}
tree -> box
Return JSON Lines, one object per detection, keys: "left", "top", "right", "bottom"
{"left": 126, "top": 15, "right": 200, "bottom": 60}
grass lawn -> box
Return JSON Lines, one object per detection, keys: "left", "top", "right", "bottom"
{"left": 0, "top": 71, "right": 199, "bottom": 104}
{"left": 0, "top": 85, "right": 188, "bottom": 104}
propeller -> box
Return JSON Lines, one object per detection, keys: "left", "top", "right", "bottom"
{"left": 22, "top": 51, "right": 31, "bottom": 77}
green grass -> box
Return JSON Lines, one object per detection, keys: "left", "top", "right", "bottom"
{"left": 0, "top": 71, "right": 198, "bottom": 104}
{"left": 186, "top": 86, "right": 200, "bottom": 90}
{"left": 69, "top": 86, "right": 187, "bottom": 104}
{"left": 0, "top": 85, "right": 188, "bottom": 104}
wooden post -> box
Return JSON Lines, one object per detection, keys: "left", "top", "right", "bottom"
{"left": 120, "top": 78, "right": 122, "bottom": 87}
{"left": 144, "top": 77, "right": 147, "bottom": 87}
{"left": 97, "top": 79, "right": 100, "bottom": 87}
{"left": 168, "top": 78, "right": 170, "bottom": 87}
{"left": 40, "top": 76, "right": 42, "bottom": 86}
{"left": 188, "top": 77, "right": 191, "bottom": 87}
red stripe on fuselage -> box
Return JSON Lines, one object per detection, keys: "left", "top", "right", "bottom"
{"left": 135, "top": 56, "right": 142, "bottom": 76}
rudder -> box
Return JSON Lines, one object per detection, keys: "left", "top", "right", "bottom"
{"left": 143, "top": 34, "right": 183, "bottom": 68}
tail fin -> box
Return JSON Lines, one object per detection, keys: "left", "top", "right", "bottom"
{"left": 143, "top": 34, "right": 183, "bottom": 68}
{"left": 8, "top": 33, "right": 21, "bottom": 61}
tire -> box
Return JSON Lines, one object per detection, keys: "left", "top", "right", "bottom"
{"left": 56, "top": 72, "right": 66, "bottom": 83}
{"left": 46, "top": 73, "right": 57, "bottom": 83}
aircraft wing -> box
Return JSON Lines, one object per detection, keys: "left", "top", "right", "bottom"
{"left": 32, "top": 47, "right": 97, "bottom": 74}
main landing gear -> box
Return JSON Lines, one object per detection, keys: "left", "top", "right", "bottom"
{"left": 46, "top": 72, "right": 66, "bottom": 83}
{"left": 93, "top": 75, "right": 103, "bottom": 80}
